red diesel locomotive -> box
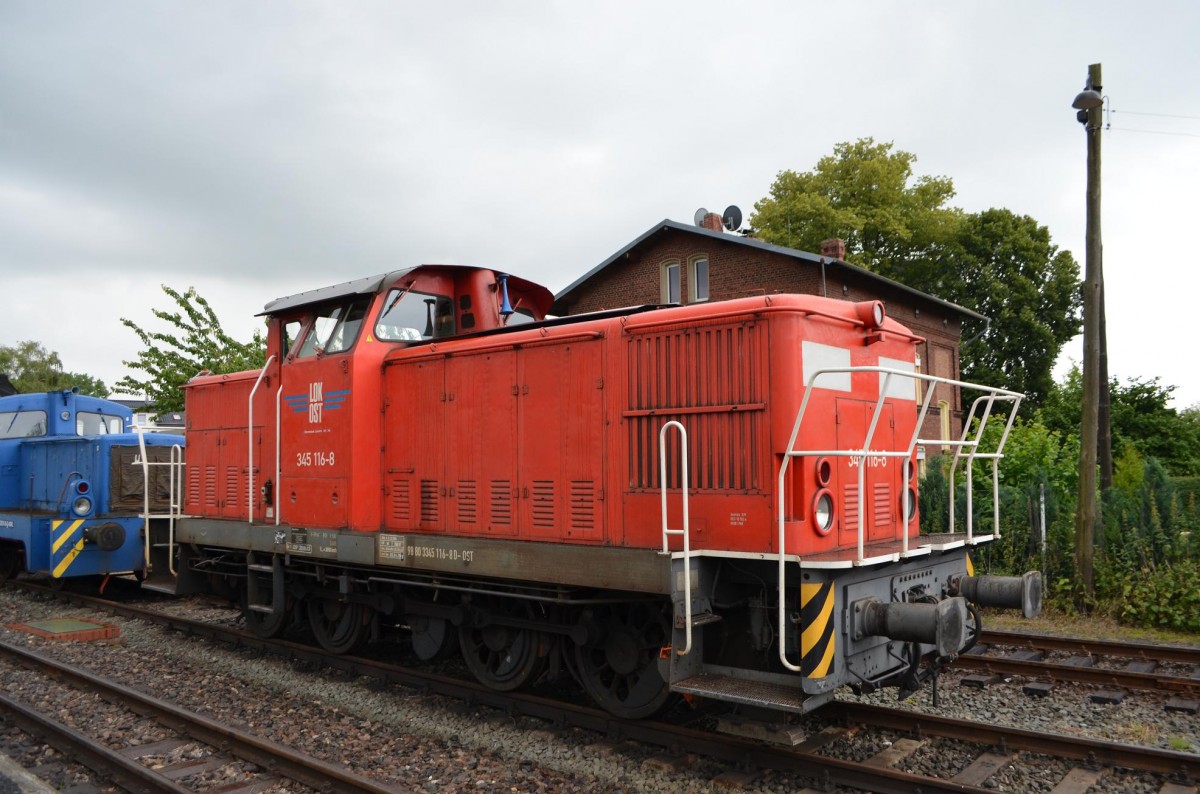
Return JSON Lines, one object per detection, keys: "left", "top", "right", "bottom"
{"left": 171, "top": 263, "right": 1040, "bottom": 719}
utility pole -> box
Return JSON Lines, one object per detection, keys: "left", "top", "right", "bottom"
{"left": 1097, "top": 277, "right": 1112, "bottom": 557}
{"left": 1072, "top": 63, "right": 1104, "bottom": 603}
{"left": 1099, "top": 283, "right": 1113, "bottom": 494}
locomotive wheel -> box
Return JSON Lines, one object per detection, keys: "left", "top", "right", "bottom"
{"left": 307, "top": 597, "right": 369, "bottom": 654}
{"left": 459, "top": 600, "right": 545, "bottom": 692}
{"left": 409, "top": 613, "right": 458, "bottom": 662}
{"left": 574, "top": 602, "right": 672, "bottom": 719}
{"left": 244, "top": 599, "right": 291, "bottom": 639}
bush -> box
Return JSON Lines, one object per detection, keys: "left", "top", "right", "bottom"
{"left": 1117, "top": 561, "right": 1200, "bottom": 632}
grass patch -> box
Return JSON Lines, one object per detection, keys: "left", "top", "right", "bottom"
{"left": 1112, "top": 722, "right": 1160, "bottom": 745}
{"left": 981, "top": 606, "right": 1200, "bottom": 646}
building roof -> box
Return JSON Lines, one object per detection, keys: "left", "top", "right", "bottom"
{"left": 110, "top": 398, "right": 185, "bottom": 427}
{"left": 552, "top": 219, "right": 984, "bottom": 321}
{"left": 155, "top": 411, "right": 185, "bottom": 427}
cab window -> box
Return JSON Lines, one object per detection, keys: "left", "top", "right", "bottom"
{"left": 504, "top": 307, "right": 539, "bottom": 328}
{"left": 282, "top": 319, "right": 303, "bottom": 356}
{"left": 295, "top": 298, "right": 371, "bottom": 357}
{"left": 77, "top": 412, "right": 125, "bottom": 435}
{"left": 0, "top": 410, "right": 47, "bottom": 439}
{"left": 375, "top": 288, "right": 455, "bottom": 341}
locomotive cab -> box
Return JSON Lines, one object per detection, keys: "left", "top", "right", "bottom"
{"left": 0, "top": 390, "right": 183, "bottom": 582}
{"left": 183, "top": 265, "right": 554, "bottom": 530}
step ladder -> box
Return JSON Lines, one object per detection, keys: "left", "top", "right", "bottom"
{"left": 135, "top": 428, "right": 185, "bottom": 594}
{"left": 658, "top": 421, "right": 722, "bottom": 657}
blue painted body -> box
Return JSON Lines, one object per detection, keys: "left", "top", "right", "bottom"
{"left": 0, "top": 390, "right": 185, "bottom": 579}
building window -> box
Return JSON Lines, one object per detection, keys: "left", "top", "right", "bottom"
{"left": 913, "top": 353, "right": 923, "bottom": 403}
{"left": 689, "top": 257, "right": 709, "bottom": 302}
{"left": 939, "top": 399, "right": 951, "bottom": 453}
{"left": 661, "top": 261, "right": 680, "bottom": 304}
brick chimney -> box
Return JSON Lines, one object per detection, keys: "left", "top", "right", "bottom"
{"left": 820, "top": 238, "right": 846, "bottom": 260}
{"left": 701, "top": 212, "right": 724, "bottom": 232}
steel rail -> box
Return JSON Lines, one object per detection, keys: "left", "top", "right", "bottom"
{"left": 827, "top": 701, "right": 1199, "bottom": 780}
{"left": 979, "top": 628, "right": 1200, "bottom": 666}
{"left": 0, "top": 638, "right": 400, "bottom": 794}
{"left": 4, "top": 583, "right": 989, "bottom": 793}
{"left": 0, "top": 692, "right": 191, "bottom": 794}
{"left": 11, "top": 584, "right": 1196, "bottom": 790}
{"left": 953, "top": 652, "right": 1200, "bottom": 695}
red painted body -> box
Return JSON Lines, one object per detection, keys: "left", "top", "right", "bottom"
{"left": 184, "top": 265, "right": 923, "bottom": 562}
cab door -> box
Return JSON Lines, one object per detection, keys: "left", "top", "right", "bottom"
{"left": 278, "top": 299, "right": 369, "bottom": 529}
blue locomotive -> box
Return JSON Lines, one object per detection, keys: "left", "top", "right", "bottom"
{"left": 0, "top": 389, "right": 184, "bottom": 584}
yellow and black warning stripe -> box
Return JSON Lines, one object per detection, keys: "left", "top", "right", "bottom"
{"left": 799, "top": 580, "right": 835, "bottom": 678}
{"left": 50, "top": 519, "right": 86, "bottom": 579}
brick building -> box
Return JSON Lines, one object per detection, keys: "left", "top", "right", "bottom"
{"left": 552, "top": 219, "right": 986, "bottom": 454}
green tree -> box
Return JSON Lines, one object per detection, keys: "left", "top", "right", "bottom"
{"left": 1039, "top": 366, "right": 1200, "bottom": 477}
{"left": 955, "top": 209, "right": 1082, "bottom": 405}
{"left": 0, "top": 340, "right": 109, "bottom": 396}
{"left": 750, "top": 139, "right": 1082, "bottom": 407}
{"left": 750, "top": 138, "right": 961, "bottom": 281}
{"left": 116, "top": 286, "right": 266, "bottom": 411}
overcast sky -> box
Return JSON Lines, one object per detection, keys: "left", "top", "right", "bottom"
{"left": 3, "top": 2, "right": 1198, "bottom": 408}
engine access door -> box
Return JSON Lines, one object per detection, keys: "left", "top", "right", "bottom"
{"left": 445, "top": 350, "right": 519, "bottom": 536}
{"left": 835, "top": 398, "right": 898, "bottom": 547}
{"left": 516, "top": 340, "right": 606, "bottom": 542}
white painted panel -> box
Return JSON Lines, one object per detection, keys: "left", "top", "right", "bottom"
{"left": 878, "top": 357, "right": 917, "bottom": 401}
{"left": 802, "top": 341, "right": 851, "bottom": 392}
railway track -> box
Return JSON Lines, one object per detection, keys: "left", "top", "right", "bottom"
{"left": 3, "top": 581, "right": 1198, "bottom": 793}
{"left": 952, "top": 627, "right": 1200, "bottom": 699}
{"left": 0, "top": 637, "right": 400, "bottom": 793}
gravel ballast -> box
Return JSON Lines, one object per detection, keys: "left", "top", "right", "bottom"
{"left": 0, "top": 587, "right": 1196, "bottom": 793}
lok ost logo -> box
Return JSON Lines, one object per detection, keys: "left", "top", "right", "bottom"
{"left": 308, "top": 382, "right": 323, "bottom": 423}
{"left": 283, "top": 382, "right": 350, "bottom": 424}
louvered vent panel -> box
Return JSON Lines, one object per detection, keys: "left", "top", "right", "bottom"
{"left": 204, "top": 465, "right": 217, "bottom": 507}
{"left": 844, "top": 484, "right": 860, "bottom": 534}
{"left": 420, "top": 479, "right": 439, "bottom": 524}
{"left": 627, "top": 322, "right": 762, "bottom": 492}
{"left": 531, "top": 480, "right": 555, "bottom": 528}
{"left": 570, "top": 481, "right": 595, "bottom": 532}
{"left": 873, "top": 482, "right": 892, "bottom": 528}
{"left": 490, "top": 480, "right": 512, "bottom": 527}
{"left": 225, "top": 466, "right": 241, "bottom": 511}
{"left": 390, "top": 477, "right": 411, "bottom": 523}
{"left": 457, "top": 480, "right": 477, "bottom": 524}
{"left": 188, "top": 467, "right": 201, "bottom": 509}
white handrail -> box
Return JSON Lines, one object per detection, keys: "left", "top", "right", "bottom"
{"left": 274, "top": 384, "right": 282, "bottom": 525}
{"left": 947, "top": 392, "right": 1020, "bottom": 542}
{"left": 166, "top": 441, "right": 183, "bottom": 575}
{"left": 247, "top": 355, "right": 276, "bottom": 524}
{"left": 774, "top": 365, "right": 1022, "bottom": 673}
{"left": 135, "top": 427, "right": 186, "bottom": 576}
{"left": 658, "top": 420, "right": 693, "bottom": 656}
{"left": 138, "top": 426, "right": 151, "bottom": 571}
